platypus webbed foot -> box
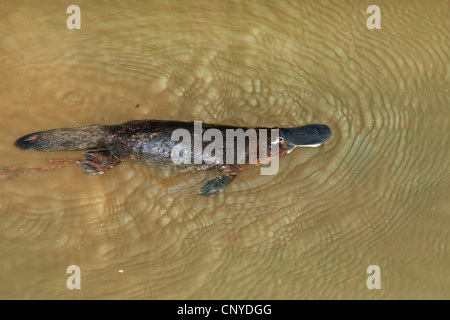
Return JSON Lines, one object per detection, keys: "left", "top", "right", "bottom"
{"left": 200, "top": 174, "right": 237, "bottom": 196}
{"left": 77, "top": 150, "right": 121, "bottom": 175}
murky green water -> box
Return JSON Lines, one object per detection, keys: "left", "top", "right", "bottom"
{"left": 0, "top": 0, "right": 448, "bottom": 299}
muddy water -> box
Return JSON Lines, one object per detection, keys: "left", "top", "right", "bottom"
{"left": 0, "top": 0, "right": 448, "bottom": 299}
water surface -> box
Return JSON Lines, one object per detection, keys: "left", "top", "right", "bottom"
{"left": 0, "top": 0, "right": 448, "bottom": 299}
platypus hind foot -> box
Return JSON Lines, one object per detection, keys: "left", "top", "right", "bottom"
{"left": 200, "top": 173, "right": 237, "bottom": 196}
{"left": 77, "top": 150, "right": 121, "bottom": 175}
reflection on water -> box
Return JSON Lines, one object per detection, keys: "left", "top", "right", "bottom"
{"left": 0, "top": 0, "right": 448, "bottom": 299}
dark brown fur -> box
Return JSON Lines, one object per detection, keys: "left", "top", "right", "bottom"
{"left": 15, "top": 120, "right": 289, "bottom": 195}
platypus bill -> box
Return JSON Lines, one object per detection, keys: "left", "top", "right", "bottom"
{"left": 14, "top": 120, "right": 332, "bottom": 196}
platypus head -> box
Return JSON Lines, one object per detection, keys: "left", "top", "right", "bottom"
{"left": 280, "top": 124, "right": 332, "bottom": 153}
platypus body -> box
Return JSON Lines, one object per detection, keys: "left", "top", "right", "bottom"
{"left": 14, "top": 120, "right": 331, "bottom": 195}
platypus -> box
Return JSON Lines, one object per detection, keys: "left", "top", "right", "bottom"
{"left": 14, "top": 120, "right": 331, "bottom": 195}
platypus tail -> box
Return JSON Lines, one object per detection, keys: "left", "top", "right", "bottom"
{"left": 14, "top": 125, "right": 106, "bottom": 151}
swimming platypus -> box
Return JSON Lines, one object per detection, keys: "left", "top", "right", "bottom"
{"left": 14, "top": 120, "right": 331, "bottom": 195}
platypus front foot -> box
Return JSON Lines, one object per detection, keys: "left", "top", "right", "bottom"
{"left": 200, "top": 174, "right": 237, "bottom": 196}
{"left": 77, "top": 150, "right": 121, "bottom": 175}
